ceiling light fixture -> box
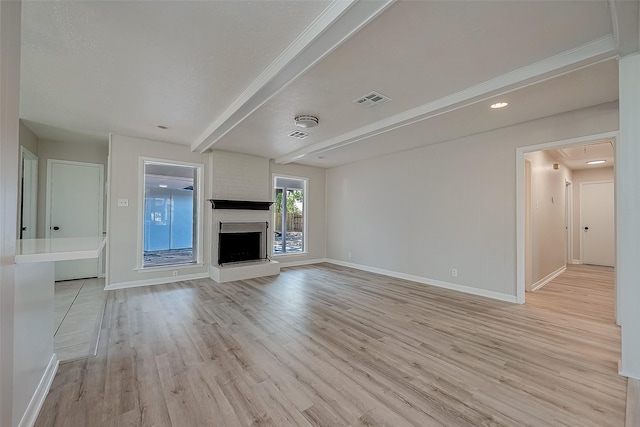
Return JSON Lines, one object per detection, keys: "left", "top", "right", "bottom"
{"left": 294, "top": 115, "right": 319, "bottom": 128}
{"left": 156, "top": 124, "right": 171, "bottom": 130}
{"left": 586, "top": 160, "right": 606, "bottom": 165}
{"left": 490, "top": 102, "right": 508, "bottom": 109}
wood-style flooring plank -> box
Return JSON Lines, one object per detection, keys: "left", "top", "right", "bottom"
{"left": 35, "top": 263, "right": 627, "bottom": 426}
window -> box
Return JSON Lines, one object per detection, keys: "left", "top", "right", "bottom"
{"left": 273, "top": 175, "right": 306, "bottom": 255}
{"left": 141, "top": 160, "right": 202, "bottom": 268}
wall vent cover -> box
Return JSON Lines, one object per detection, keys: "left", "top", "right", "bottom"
{"left": 353, "top": 91, "right": 391, "bottom": 107}
{"left": 287, "top": 130, "right": 311, "bottom": 139}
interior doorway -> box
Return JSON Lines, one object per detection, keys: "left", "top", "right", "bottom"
{"left": 46, "top": 159, "right": 104, "bottom": 281}
{"left": 581, "top": 181, "right": 615, "bottom": 267}
{"left": 516, "top": 131, "right": 618, "bottom": 322}
{"left": 18, "top": 146, "right": 38, "bottom": 239}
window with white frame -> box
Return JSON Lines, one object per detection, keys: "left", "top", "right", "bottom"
{"left": 273, "top": 176, "right": 306, "bottom": 255}
{"left": 141, "top": 160, "right": 202, "bottom": 268}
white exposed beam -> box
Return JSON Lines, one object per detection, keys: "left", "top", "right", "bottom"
{"left": 191, "top": 0, "right": 395, "bottom": 153}
{"left": 276, "top": 36, "right": 618, "bottom": 164}
{"left": 608, "top": 0, "right": 640, "bottom": 56}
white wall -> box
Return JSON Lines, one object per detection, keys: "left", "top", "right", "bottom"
{"left": 19, "top": 121, "right": 38, "bottom": 156}
{"left": 270, "top": 160, "right": 326, "bottom": 265}
{"left": 617, "top": 53, "right": 640, "bottom": 379}
{"left": 571, "top": 166, "right": 614, "bottom": 261}
{"left": 525, "top": 151, "right": 572, "bottom": 285}
{"left": 108, "top": 134, "right": 210, "bottom": 287}
{"left": 326, "top": 102, "right": 618, "bottom": 300}
{"left": 0, "top": 2, "right": 24, "bottom": 426}
{"left": 36, "top": 139, "right": 108, "bottom": 238}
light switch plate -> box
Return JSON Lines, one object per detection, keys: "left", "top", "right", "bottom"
{"left": 117, "top": 199, "right": 129, "bottom": 207}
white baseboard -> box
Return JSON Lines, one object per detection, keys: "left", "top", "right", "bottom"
{"left": 18, "top": 354, "right": 58, "bottom": 427}
{"left": 278, "top": 258, "right": 328, "bottom": 268}
{"left": 105, "top": 272, "right": 209, "bottom": 290}
{"left": 571, "top": 259, "right": 582, "bottom": 265}
{"left": 618, "top": 369, "right": 640, "bottom": 380}
{"left": 325, "top": 259, "right": 518, "bottom": 303}
{"left": 531, "top": 265, "right": 566, "bottom": 292}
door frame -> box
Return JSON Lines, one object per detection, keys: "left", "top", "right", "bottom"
{"left": 579, "top": 180, "right": 615, "bottom": 266}
{"left": 515, "top": 131, "right": 618, "bottom": 311}
{"left": 45, "top": 159, "right": 105, "bottom": 275}
{"left": 524, "top": 159, "right": 533, "bottom": 291}
{"left": 17, "top": 146, "right": 38, "bottom": 239}
{"left": 565, "top": 179, "right": 573, "bottom": 265}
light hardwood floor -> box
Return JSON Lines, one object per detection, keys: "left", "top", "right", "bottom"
{"left": 36, "top": 264, "right": 626, "bottom": 426}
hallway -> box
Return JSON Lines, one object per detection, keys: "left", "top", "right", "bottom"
{"left": 527, "top": 264, "right": 616, "bottom": 324}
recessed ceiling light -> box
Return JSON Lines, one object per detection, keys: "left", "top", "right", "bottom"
{"left": 490, "top": 102, "right": 508, "bottom": 109}
{"left": 156, "top": 124, "right": 171, "bottom": 130}
{"left": 586, "top": 160, "right": 606, "bottom": 165}
{"left": 294, "top": 115, "right": 319, "bottom": 128}
{"left": 158, "top": 184, "right": 168, "bottom": 188}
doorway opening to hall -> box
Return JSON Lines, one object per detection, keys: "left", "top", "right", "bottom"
{"left": 523, "top": 138, "right": 616, "bottom": 324}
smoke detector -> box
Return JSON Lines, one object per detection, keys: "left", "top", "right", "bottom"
{"left": 294, "top": 115, "right": 319, "bottom": 128}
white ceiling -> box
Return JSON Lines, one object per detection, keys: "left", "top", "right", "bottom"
{"left": 548, "top": 140, "right": 615, "bottom": 170}
{"left": 19, "top": 1, "right": 639, "bottom": 167}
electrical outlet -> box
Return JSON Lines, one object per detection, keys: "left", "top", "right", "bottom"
{"left": 172, "top": 271, "right": 178, "bottom": 277}
{"left": 348, "top": 251, "right": 352, "bottom": 259}
{"left": 451, "top": 268, "right": 458, "bottom": 277}
{"left": 117, "top": 198, "right": 129, "bottom": 207}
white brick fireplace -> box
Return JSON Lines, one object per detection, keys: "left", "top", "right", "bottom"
{"left": 209, "top": 151, "right": 280, "bottom": 283}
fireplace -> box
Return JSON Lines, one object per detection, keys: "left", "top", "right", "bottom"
{"left": 218, "top": 222, "right": 268, "bottom": 265}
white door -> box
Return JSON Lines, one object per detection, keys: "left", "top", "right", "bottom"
{"left": 47, "top": 160, "right": 104, "bottom": 280}
{"left": 19, "top": 147, "right": 38, "bottom": 239}
{"left": 581, "top": 181, "right": 615, "bottom": 267}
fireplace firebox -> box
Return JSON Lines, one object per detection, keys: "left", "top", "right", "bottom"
{"left": 218, "top": 222, "right": 268, "bottom": 265}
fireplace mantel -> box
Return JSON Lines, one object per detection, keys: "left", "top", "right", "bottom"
{"left": 208, "top": 199, "right": 273, "bottom": 210}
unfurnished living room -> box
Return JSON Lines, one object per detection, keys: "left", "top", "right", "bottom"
{"left": 1, "top": 1, "right": 640, "bottom": 426}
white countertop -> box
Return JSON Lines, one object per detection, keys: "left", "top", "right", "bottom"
{"left": 16, "top": 236, "right": 107, "bottom": 264}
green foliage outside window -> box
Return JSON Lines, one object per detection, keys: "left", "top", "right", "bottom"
{"left": 274, "top": 189, "right": 303, "bottom": 215}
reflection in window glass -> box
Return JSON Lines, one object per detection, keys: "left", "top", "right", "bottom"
{"left": 143, "top": 161, "right": 198, "bottom": 267}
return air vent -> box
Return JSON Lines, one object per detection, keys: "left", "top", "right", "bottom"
{"left": 353, "top": 91, "right": 391, "bottom": 107}
{"left": 287, "top": 130, "right": 311, "bottom": 139}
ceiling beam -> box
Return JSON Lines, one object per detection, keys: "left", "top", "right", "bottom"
{"left": 276, "top": 36, "right": 618, "bottom": 164}
{"left": 608, "top": 0, "right": 640, "bottom": 57}
{"left": 191, "top": 0, "right": 395, "bottom": 153}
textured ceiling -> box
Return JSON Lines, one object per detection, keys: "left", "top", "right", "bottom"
{"left": 19, "top": 1, "right": 638, "bottom": 167}
{"left": 20, "top": 0, "right": 332, "bottom": 145}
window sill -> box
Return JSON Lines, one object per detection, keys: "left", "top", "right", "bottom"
{"left": 272, "top": 252, "right": 308, "bottom": 258}
{"left": 135, "top": 263, "right": 204, "bottom": 273}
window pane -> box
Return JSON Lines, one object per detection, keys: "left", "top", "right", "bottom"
{"left": 274, "top": 188, "right": 284, "bottom": 254}
{"left": 273, "top": 177, "right": 305, "bottom": 255}
{"left": 143, "top": 162, "right": 198, "bottom": 267}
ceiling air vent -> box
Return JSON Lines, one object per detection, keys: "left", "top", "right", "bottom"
{"left": 287, "top": 130, "right": 311, "bottom": 139}
{"left": 353, "top": 91, "right": 391, "bottom": 107}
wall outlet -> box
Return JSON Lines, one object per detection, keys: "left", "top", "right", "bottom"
{"left": 348, "top": 251, "right": 352, "bottom": 259}
{"left": 451, "top": 268, "right": 458, "bottom": 277}
{"left": 172, "top": 271, "right": 178, "bottom": 277}
{"left": 117, "top": 198, "right": 129, "bottom": 207}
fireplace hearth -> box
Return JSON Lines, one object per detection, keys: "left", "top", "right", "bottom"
{"left": 218, "top": 222, "right": 268, "bottom": 266}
